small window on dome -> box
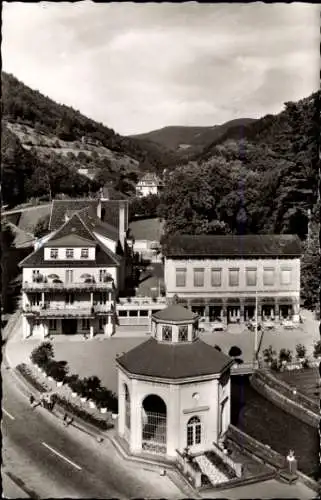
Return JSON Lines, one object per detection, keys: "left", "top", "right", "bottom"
{"left": 162, "top": 325, "right": 172, "bottom": 341}
{"left": 178, "top": 325, "right": 188, "bottom": 341}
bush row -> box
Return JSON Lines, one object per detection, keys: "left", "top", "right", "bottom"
{"left": 16, "top": 363, "right": 50, "bottom": 393}
{"left": 30, "top": 342, "right": 118, "bottom": 411}
{"left": 53, "top": 395, "right": 113, "bottom": 431}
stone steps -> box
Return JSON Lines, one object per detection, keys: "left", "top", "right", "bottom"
{"left": 194, "top": 454, "right": 229, "bottom": 486}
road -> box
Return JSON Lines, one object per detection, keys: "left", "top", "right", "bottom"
{"left": 2, "top": 364, "right": 182, "bottom": 499}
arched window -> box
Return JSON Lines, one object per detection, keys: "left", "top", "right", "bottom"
{"left": 124, "top": 383, "right": 130, "bottom": 429}
{"left": 187, "top": 416, "right": 202, "bottom": 446}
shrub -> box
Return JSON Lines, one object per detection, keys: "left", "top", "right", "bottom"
{"left": 54, "top": 395, "right": 113, "bottom": 431}
{"left": 228, "top": 346, "right": 242, "bottom": 357}
{"left": 313, "top": 341, "right": 321, "bottom": 358}
{"left": 234, "top": 358, "right": 244, "bottom": 365}
{"left": 68, "top": 375, "right": 83, "bottom": 395}
{"left": 214, "top": 345, "right": 221, "bottom": 351}
{"left": 82, "top": 376, "right": 101, "bottom": 400}
{"left": 270, "top": 359, "right": 280, "bottom": 371}
{"left": 263, "top": 345, "right": 277, "bottom": 364}
{"left": 45, "top": 360, "right": 69, "bottom": 382}
{"left": 279, "top": 348, "right": 292, "bottom": 363}
{"left": 295, "top": 344, "right": 307, "bottom": 359}
{"left": 93, "top": 387, "right": 118, "bottom": 412}
{"left": 30, "top": 341, "right": 54, "bottom": 368}
{"left": 16, "top": 363, "right": 49, "bottom": 393}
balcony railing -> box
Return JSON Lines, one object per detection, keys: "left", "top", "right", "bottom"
{"left": 23, "top": 281, "right": 114, "bottom": 291}
{"left": 117, "top": 296, "right": 168, "bottom": 307}
{"left": 23, "top": 303, "right": 112, "bottom": 317}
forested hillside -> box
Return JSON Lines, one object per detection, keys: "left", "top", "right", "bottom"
{"left": 159, "top": 91, "right": 320, "bottom": 240}
{"left": 1, "top": 72, "right": 178, "bottom": 207}
{"left": 131, "top": 118, "right": 256, "bottom": 157}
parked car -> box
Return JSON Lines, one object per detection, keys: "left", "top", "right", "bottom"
{"left": 198, "top": 318, "right": 226, "bottom": 333}
{"left": 262, "top": 319, "right": 275, "bottom": 330}
{"left": 246, "top": 319, "right": 262, "bottom": 331}
{"left": 281, "top": 319, "right": 297, "bottom": 329}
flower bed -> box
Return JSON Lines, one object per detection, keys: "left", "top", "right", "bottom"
{"left": 16, "top": 363, "right": 50, "bottom": 393}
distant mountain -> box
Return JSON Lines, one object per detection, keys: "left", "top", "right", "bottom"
{"left": 130, "top": 118, "right": 256, "bottom": 156}
{"left": 1, "top": 72, "right": 179, "bottom": 207}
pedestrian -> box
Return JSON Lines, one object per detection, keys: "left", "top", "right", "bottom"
{"left": 29, "top": 395, "right": 35, "bottom": 405}
{"left": 63, "top": 413, "right": 68, "bottom": 425}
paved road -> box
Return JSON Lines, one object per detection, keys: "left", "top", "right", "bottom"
{"left": 2, "top": 364, "right": 182, "bottom": 499}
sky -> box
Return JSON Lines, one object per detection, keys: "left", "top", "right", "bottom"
{"left": 2, "top": 2, "right": 320, "bottom": 135}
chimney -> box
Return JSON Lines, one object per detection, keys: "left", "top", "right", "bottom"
{"left": 119, "top": 201, "right": 126, "bottom": 249}
{"left": 97, "top": 199, "right": 102, "bottom": 220}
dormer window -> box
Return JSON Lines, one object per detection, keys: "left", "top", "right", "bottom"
{"left": 50, "top": 248, "right": 58, "bottom": 259}
{"left": 66, "top": 248, "right": 74, "bottom": 259}
{"left": 81, "top": 248, "right": 89, "bottom": 259}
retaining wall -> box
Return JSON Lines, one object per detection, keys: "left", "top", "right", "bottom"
{"left": 250, "top": 371, "right": 319, "bottom": 428}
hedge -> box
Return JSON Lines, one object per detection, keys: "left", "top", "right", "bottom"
{"left": 54, "top": 395, "right": 113, "bottom": 431}
{"left": 16, "top": 363, "right": 50, "bottom": 393}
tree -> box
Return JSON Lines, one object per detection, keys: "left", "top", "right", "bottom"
{"left": 34, "top": 214, "right": 51, "bottom": 238}
{"left": 1, "top": 223, "right": 15, "bottom": 312}
{"left": 300, "top": 223, "right": 320, "bottom": 311}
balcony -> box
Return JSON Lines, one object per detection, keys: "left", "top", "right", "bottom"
{"left": 23, "top": 280, "right": 114, "bottom": 292}
{"left": 23, "top": 303, "right": 112, "bottom": 318}
{"left": 117, "top": 296, "right": 168, "bottom": 308}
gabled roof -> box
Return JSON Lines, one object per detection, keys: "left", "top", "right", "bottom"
{"left": 79, "top": 207, "right": 119, "bottom": 242}
{"left": 49, "top": 198, "right": 129, "bottom": 232}
{"left": 19, "top": 212, "right": 121, "bottom": 268}
{"left": 164, "top": 234, "right": 302, "bottom": 258}
{"left": 117, "top": 338, "right": 233, "bottom": 380}
{"left": 137, "top": 173, "right": 161, "bottom": 184}
{"left": 44, "top": 234, "right": 96, "bottom": 248}
{"left": 152, "top": 305, "right": 197, "bottom": 323}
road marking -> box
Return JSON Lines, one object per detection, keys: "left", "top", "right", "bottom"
{"left": 42, "top": 442, "right": 82, "bottom": 470}
{"left": 3, "top": 408, "right": 15, "bottom": 420}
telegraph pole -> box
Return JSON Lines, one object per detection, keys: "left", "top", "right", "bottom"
{"left": 254, "top": 289, "right": 258, "bottom": 363}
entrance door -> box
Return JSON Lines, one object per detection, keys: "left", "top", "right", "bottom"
{"left": 62, "top": 319, "right": 77, "bottom": 335}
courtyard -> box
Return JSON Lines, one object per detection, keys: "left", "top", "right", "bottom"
{"left": 7, "top": 308, "right": 319, "bottom": 396}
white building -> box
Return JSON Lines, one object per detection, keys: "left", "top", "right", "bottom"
{"left": 116, "top": 305, "right": 233, "bottom": 461}
{"left": 19, "top": 193, "right": 132, "bottom": 339}
{"left": 164, "top": 234, "right": 302, "bottom": 323}
{"left": 136, "top": 173, "right": 161, "bottom": 197}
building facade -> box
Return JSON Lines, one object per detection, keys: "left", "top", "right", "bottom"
{"left": 20, "top": 194, "right": 131, "bottom": 339}
{"left": 164, "top": 234, "right": 302, "bottom": 323}
{"left": 117, "top": 305, "right": 232, "bottom": 459}
{"left": 136, "top": 173, "right": 161, "bottom": 197}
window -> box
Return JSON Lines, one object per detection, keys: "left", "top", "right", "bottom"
{"left": 129, "top": 310, "right": 138, "bottom": 317}
{"left": 211, "top": 268, "right": 222, "bottom": 287}
{"left": 81, "top": 248, "right": 89, "bottom": 259}
{"left": 178, "top": 325, "right": 188, "bottom": 341}
{"left": 98, "top": 292, "right": 108, "bottom": 304}
{"left": 193, "top": 268, "right": 204, "bottom": 287}
{"left": 50, "top": 248, "right": 58, "bottom": 259}
{"left": 118, "top": 310, "right": 127, "bottom": 317}
{"left": 125, "top": 384, "right": 131, "bottom": 430}
{"left": 246, "top": 268, "right": 257, "bottom": 286}
{"left": 65, "top": 270, "right": 73, "bottom": 283}
{"left": 176, "top": 268, "right": 186, "bottom": 287}
{"left": 187, "top": 416, "right": 202, "bottom": 446}
{"left": 49, "top": 319, "right": 57, "bottom": 331}
{"left": 66, "top": 248, "right": 74, "bottom": 259}
{"left": 99, "top": 270, "right": 107, "bottom": 282}
{"left": 65, "top": 293, "right": 74, "bottom": 304}
{"left": 32, "top": 270, "right": 40, "bottom": 282}
{"left": 280, "top": 268, "right": 292, "bottom": 285}
{"left": 140, "top": 310, "right": 148, "bottom": 317}
{"left": 82, "top": 319, "right": 90, "bottom": 330}
{"left": 229, "top": 268, "right": 239, "bottom": 286}
{"left": 263, "top": 268, "right": 275, "bottom": 286}
{"left": 162, "top": 325, "right": 172, "bottom": 341}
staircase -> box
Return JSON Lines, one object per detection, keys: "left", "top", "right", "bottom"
{"left": 194, "top": 454, "right": 229, "bottom": 486}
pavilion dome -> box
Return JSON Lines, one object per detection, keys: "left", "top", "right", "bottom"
{"left": 151, "top": 304, "right": 199, "bottom": 344}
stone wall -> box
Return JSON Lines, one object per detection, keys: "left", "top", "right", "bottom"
{"left": 250, "top": 371, "right": 319, "bottom": 428}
